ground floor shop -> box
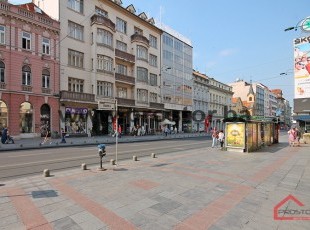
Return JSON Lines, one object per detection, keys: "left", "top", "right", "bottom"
{"left": 0, "top": 93, "right": 59, "bottom": 138}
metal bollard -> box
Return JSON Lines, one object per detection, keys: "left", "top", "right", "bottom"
{"left": 133, "top": 156, "right": 137, "bottom": 161}
{"left": 151, "top": 153, "right": 156, "bottom": 158}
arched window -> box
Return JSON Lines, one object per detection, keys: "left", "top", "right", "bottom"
{"left": 40, "top": 104, "right": 51, "bottom": 137}
{"left": 42, "top": 69, "right": 50, "bottom": 88}
{"left": 0, "top": 100, "right": 8, "bottom": 132}
{"left": 0, "top": 61, "right": 4, "bottom": 83}
{"left": 22, "top": 65, "right": 31, "bottom": 85}
{"left": 249, "top": 97, "right": 252, "bottom": 102}
{"left": 20, "top": 102, "right": 33, "bottom": 133}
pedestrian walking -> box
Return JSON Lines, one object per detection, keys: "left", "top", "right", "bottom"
{"left": 288, "top": 127, "right": 297, "bottom": 147}
{"left": 218, "top": 130, "right": 225, "bottom": 149}
{"left": 211, "top": 128, "right": 218, "bottom": 148}
{"left": 60, "top": 128, "right": 66, "bottom": 143}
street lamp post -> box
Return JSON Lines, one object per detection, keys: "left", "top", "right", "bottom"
{"left": 284, "top": 16, "right": 310, "bottom": 32}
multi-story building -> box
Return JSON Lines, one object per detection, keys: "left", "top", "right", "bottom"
{"left": 207, "top": 77, "right": 233, "bottom": 130}
{"left": 0, "top": 1, "right": 60, "bottom": 137}
{"left": 158, "top": 25, "right": 193, "bottom": 132}
{"left": 35, "top": 0, "right": 164, "bottom": 136}
{"left": 192, "top": 71, "right": 209, "bottom": 132}
{"left": 271, "top": 89, "right": 291, "bottom": 129}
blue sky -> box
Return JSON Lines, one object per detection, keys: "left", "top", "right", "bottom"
{"left": 10, "top": 0, "right": 310, "bottom": 105}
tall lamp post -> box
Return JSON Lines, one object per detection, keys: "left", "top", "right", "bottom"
{"left": 284, "top": 16, "right": 310, "bottom": 32}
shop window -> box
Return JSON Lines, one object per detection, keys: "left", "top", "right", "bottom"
{"left": 65, "top": 107, "right": 87, "bottom": 134}
{"left": 0, "top": 100, "right": 8, "bottom": 134}
{"left": 40, "top": 104, "right": 51, "bottom": 137}
{"left": 20, "top": 102, "right": 33, "bottom": 133}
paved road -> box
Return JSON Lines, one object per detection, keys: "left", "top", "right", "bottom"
{"left": 0, "top": 137, "right": 210, "bottom": 180}
{"left": 1, "top": 133, "right": 310, "bottom": 229}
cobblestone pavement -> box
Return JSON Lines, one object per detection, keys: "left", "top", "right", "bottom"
{"left": 1, "top": 135, "right": 310, "bottom": 230}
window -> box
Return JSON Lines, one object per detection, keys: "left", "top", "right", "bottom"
{"left": 68, "top": 49, "right": 84, "bottom": 68}
{"left": 42, "top": 69, "right": 50, "bottom": 88}
{"left": 137, "top": 45, "right": 148, "bottom": 60}
{"left": 22, "top": 32, "right": 31, "bottom": 50}
{"left": 149, "top": 73, "right": 157, "bottom": 86}
{"left": 42, "top": 38, "right": 50, "bottom": 55}
{"left": 22, "top": 65, "right": 31, "bottom": 85}
{"left": 116, "top": 18, "right": 127, "bottom": 34}
{"left": 68, "top": 21, "right": 84, "bottom": 41}
{"left": 0, "top": 61, "right": 4, "bottom": 83}
{"left": 149, "top": 35, "right": 157, "bottom": 49}
{"left": 97, "top": 81, "right": 112, "bottom": 97}
{"left": 68, "top": 77, "right": 84, "bottom": 92}
{"left": 20, "top": 102, "right": 33, "bottom": 133}
{"left": 0, "top": 25, "right": 5, "bottom": 45}
{"left": 163, "top": 34, "right": 173, "bottom": 47}
{"left": 97, "top": 29, "right": 113, "bottom": 48}
{"left": 149, "top": 54, "right": 157, "bottom": 67}
{"left": 116, "top": 64, "right": 127, "bottom": 75}
{"left": 68, "top": 0, "right": 83, "bottom": 13}
{"left": 117, "top": 87, "right": 127, "bottom": 98}
{"left": 97, "top": 55, "right": 113, "bottom": 72}
{"left": 95, "top": 7, "right": 107, "bottom": 17}
{"left": 150, "top": 93, "right": 157, "bottom": 102}
{"left": 116, "top": 40, "right": 127, "bottom": 52}
{"left": 137, "top": 89, "right": 148, "bottom": 103}
{"left": 137, "top": 67, "right": 148, "bottom": 83}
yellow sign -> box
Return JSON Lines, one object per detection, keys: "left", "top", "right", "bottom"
{"left": 226, "top": 122, "right": 245, "bottom": 148}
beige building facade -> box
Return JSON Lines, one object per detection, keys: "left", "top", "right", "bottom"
{"left": 34, "top": 0, "right": 164, "bottom": 135}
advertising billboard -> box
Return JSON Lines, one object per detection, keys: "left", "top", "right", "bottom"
{"left": 294, "top": 36, "right": 310, "bottom": 99}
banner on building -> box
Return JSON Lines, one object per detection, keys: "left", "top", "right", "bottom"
{"left": 294, "top": 36, "right": 310, "bottom": 99}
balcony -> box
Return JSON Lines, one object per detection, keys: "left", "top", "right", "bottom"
{"left": 21, "top": 85, "right": 32, "bottom": 92}
{"left": 91, "top": 14, "right": 115, "bottom": 31}
{"left": 115, "top": 73, "right": 135, "bottom": 85}
{"left": 150, "top": 102, "right": 164, "bottom": 110}
{"left": 115, "top": 49, "right": 135, "bottom": 63}
{"left": 41, "top": 88, "right": 51, "bottom": 94}
{"left": 131, "top": 33, "right": 149, "bottom": 46}
{"left": 115, "top": 97, "right": 135, "bottom": 106}
{"left": 60, "top": 91, "right": 95, "bottom": 102}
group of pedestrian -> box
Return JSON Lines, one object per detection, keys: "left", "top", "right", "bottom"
{"left": 287, "top": 127, "right": 301, "bottom": 147}
{"left": 211, "top": 127, "right": 225, "bottom": 149}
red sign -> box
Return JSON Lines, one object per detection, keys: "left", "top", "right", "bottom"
{"left": 274, "top": 194, "right": 310, "bottom": 220}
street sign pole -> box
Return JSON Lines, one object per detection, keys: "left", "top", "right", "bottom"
{"left": 115, "top": 99, "right": 118, "bottom": 165}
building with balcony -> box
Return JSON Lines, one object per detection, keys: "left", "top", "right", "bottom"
{"left": 158, "top": 24, "right": 193, "bottom": 132}
{"left": 34, "top": 0, "right": 163, "bottom": 135}
{"left": 192, "top": 71, "right": 209, "bottom": 132}
{"left": 0, "top": 1, "right": 60, "bottom": 138}
{"left": 207, "top": 76, "right": 233, "bottom": 130}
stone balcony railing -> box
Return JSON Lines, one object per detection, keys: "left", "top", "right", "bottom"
{"left": 91, "top": 14, "right": 115, "bottom": 31}
{"left": 60, "top": 91, "right": 95, "bottom": 102}
{"left": 115, "top": 73, "right": 135, "bottom": 84}
{"left": 21, "top": 85, "right": 32, "bottom": 92}
{"left": 131, "top": 33, "right": 149, "bottom": 46}
{"left": 115, "top": 49, "right": 135, "bottom": 63}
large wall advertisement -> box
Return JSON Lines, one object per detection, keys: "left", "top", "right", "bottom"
{"left": 294, "top": 36, "right": 310, "bottom": 99}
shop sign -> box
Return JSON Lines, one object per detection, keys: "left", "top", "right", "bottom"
{"left": 65, "top": 107, "right": 88, "bottom": 114}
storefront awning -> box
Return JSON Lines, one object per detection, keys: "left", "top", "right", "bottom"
{"left": 293, "top": 115, "right": 310, "bottom": 121}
